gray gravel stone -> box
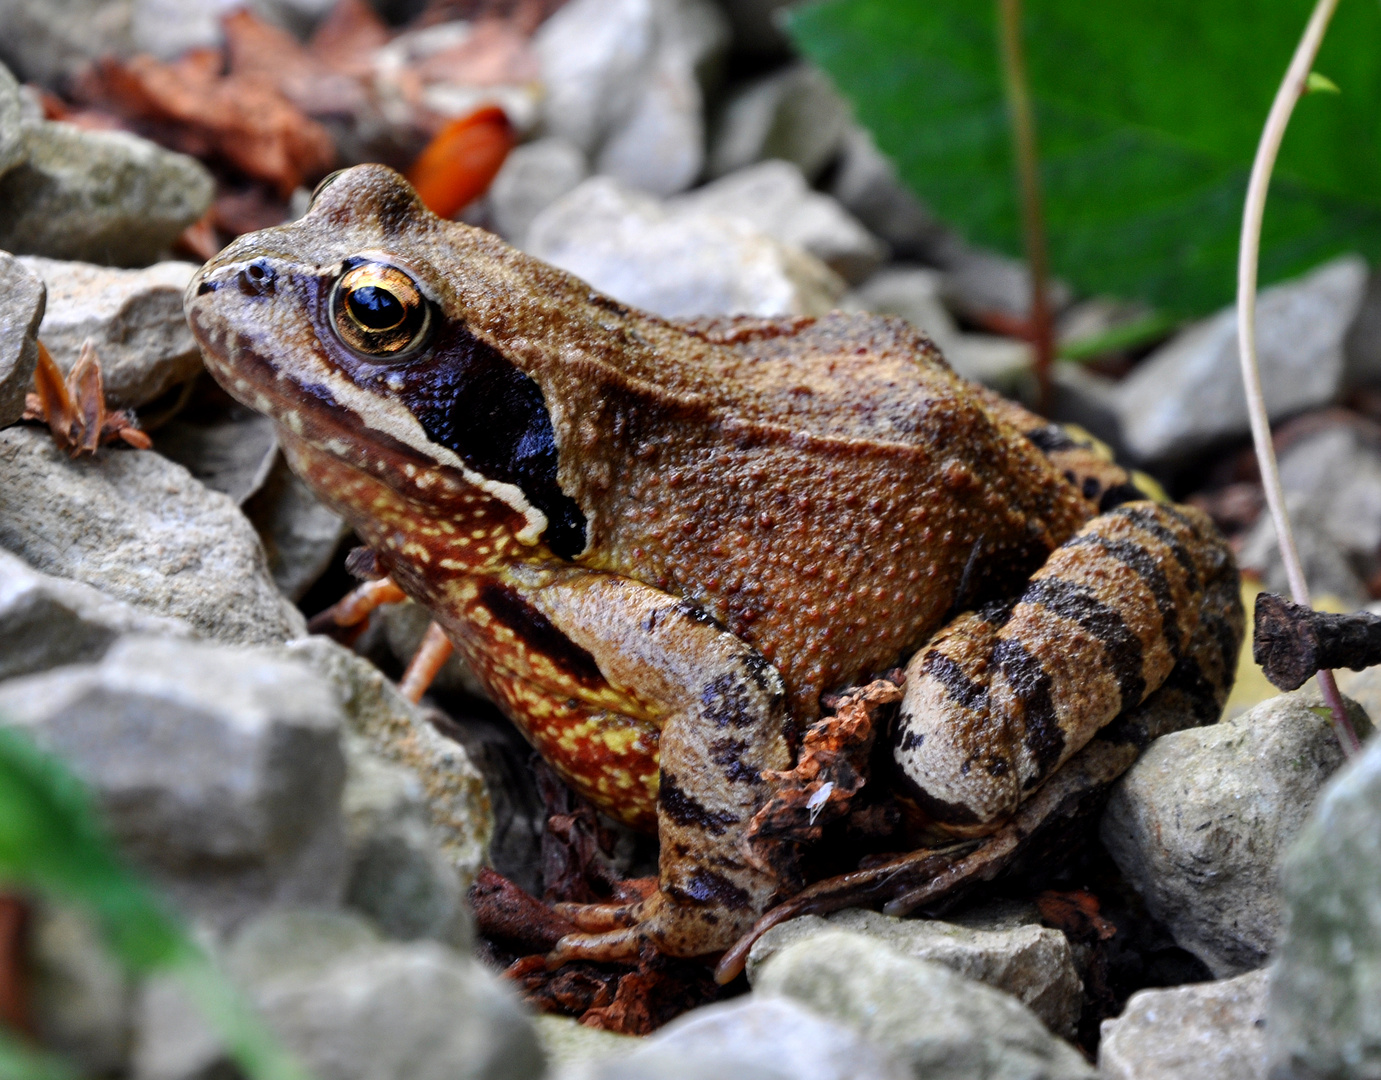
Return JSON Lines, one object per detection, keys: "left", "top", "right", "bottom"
{"left": 284, "top": 635, "right": 492, "bottom": 891}
{"left": 535, "top": 0, "right": 727, "bottom": 196}
{"left": 536, "top": 1015, "right": 635, "bottom": 1073}
{"left": 0, "top": 426, "right": 306, "bottom": 644}
{"left": 0, "top": 121, "right": 212, "bottom": 267}
{"left": 560, "top": 997, "right": 908, "bottom": 1080}
{"left": 154, "top": 408, "right": 279, "bottom": 506}
{"left": 754, "top": 929, "right": 1095, "bottom": 1080}
{"left": 0, "top": 249, "right": 44, "bottom": 427}
{"left": 341, "top": 733, "right": 472, "bottom": 948}
{"left": 0, "top": 0, "right": 134, "bottom": 86}
{"left": 1098, "top": 969, "right": 1268, "bottom": 1080}
{"left": 0, "top": 63, "right": 25, "bottom": 178}
{"left": 0, "top": 546, "right": 192, "bottom": 681}
{"left": 672, "top": 160, "right": 886, "bottom": 283}
{"left": 527, "top": 176, "right": 845, "bottom": 318}
{"left": 1101, "top": 692, "right": 1350, "bottom": 977}
{"left": 829, "top": 126, "right": 940, "bottom": 259}
{"left": 375, "top": 596, "right": 486, "bottom": 698}
{"left": 490, "top": 137, "right": 589, "bottom": 246}
{"left": 746, "top": 909, "right": 1082, "bottom": 1038}
{"left": 30, "top": 902, "right": 136, "bottom": 1079}
{"left": 707, "top": 64, "right": 850, "bottom": 182}
{"left": 1116, "top": 255, "right": 1368, "bottom": 464}
{"left": 1267, "top": 729, "right": 1381, "bottom": 1080}
{"left": 134, "top": 910, "right": 543, "bottom": 1080}
{"left": 242, "top": 457, "right": 348, "bottom": 602}
{"left": 0, "top": 635, "right": 348, "bottom": 928}
{"left": 229, "top": 911, "right": 542, "bottom": 1080}
{"left": 18, "top": 255, "right": 201, "bottom": 409}
{"left": 1237, "top": 424, "right": 1381, "bottom": 607}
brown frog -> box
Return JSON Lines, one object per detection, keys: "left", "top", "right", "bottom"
{"left": 184, "top": 164, "right": 1243, "bottom": 968}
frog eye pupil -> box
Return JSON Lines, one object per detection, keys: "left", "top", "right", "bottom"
{"left": 347, "top": 286, "right": 404, "bottom": 330}
{"left": 329, "top": 261, "right": 431, "bottom": 360}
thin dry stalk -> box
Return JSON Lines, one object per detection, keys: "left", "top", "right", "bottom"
{"left": 1237, "top": 0, "right": 1358, "bottom": 754}
{"left": 996, "top": 0, "right": 1054, "bottom": 414}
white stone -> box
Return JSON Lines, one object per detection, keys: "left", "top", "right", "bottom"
{"left": 0, "top": 248, "right": 44, "bottom": 427}
{"left": 0, "top": 635, "right": 348, "bottom": 928}
{"left": 1098, "top": 970, "right": 1268, "bottom": 1080}
{"left": 754, "top": 929, "right": 1094, "bottom": 1080}
{"left": 19, "top": 255, "right": 201, "bottom": 409}
{"left": 1116, "top": 255, "right": 1368, "bottom": 463}
{"left": 526, "top": 176, "right": 844, "bottom": 319}
{"left": 1101, "top": 692, "right": 1348, "bottom": 977}
{"left": 0, "top": 426, "right": 305, "bottom": 645}
{"left": 489, "top": 137, "right": 589, "bottom": 246}
{"left": 707, "top": 64, "right": 849, "bottom": 181}
{"left": 672, "top": 160, "right": 886, "bottom": 283}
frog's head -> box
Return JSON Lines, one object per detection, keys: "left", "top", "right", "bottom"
{"left": 185, "top": 164, "right": 592, "bottom": 558}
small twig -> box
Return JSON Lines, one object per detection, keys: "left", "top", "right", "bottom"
{"left": 996, "top": 0, "right": 1054, "bottom": 415}
{"left": 1254, "top": 593, "right": 1381, "bottom": 692}
{"left": 1236, "top": 0, "right": 1358, "bottom": 755}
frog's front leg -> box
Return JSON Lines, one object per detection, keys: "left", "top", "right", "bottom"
{"left": 895, "top": 500, "right": 1236, "bottom": 835}
{"left": 510, "top": 567, "right": 795, "bottom": 962}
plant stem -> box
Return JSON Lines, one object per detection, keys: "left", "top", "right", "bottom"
{"left": 1237, "top": 0, "right": 1358, "bottom": 755}
{"left": 996, "top": 0, "right": 1054, "bottom": 415}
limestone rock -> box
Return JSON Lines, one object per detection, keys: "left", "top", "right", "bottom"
{"left": 1101, "top": 692, "right": 1349, "bottom": 977}
{"left": 707, "top": 64, "right": 850, "bottom": 182}
{"left": 284, "top": 635, "right": 492, "bottom": 890}
{"left": 0, "top": 121, "right": 213, "bottom": 267}
{"left": 0, "top": 248, "right": 44, "bottom": 427}
{"left": 133, "top": 910, "right": 544, "bottom": 1080}
{"left": 19, "top": 255, "right": 201, "bottom": 409}
{"left": 746, "top": 909, "right": 1083, "bottom": 1038}
{"left": 1267, "top": 730, "right": 1381, "bottom": 1079}
{"left": 527, "top": 176, "right": 845, "bottom": 319}
{"left": 535, "top": 0, "right": 728, "bottom": 196}
{"left": 0, "top": 547, "right": 192, "bottom": 681}
{"left": 1116, "top": 256, "right": 1368, "bottom": 464}
{"left": 0, "top": 635, "right": 348, "bottom": 928}
{"left": 341, "top": 734, "right": 472, "bottom": 948}
{"left": 489, "top": 137, "right": 589, "bottom": 246}
{"left": 1098, "top": 970, "right": 1268, "bottom": 1080}
{"left": 754, "top": 929, "right": 1095, "bottom": 1080}
{"left": 558, "top": 996, "right": 908, "bottom": 1080}
{"left": 0, "top": 426, "right": 305, "bottom": 644}
{"left": 672, "top": 160, "right": 886, "bottom": 283}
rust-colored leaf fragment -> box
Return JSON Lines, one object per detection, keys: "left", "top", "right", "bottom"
{"left": 23, "top": 340, "right": 151, "bottom": 455}
{"left": 1035, "top": 888, "right": 1117, "bottom": 942}
{"left": 743, "top": 676, "right": 904, "bottom": 876}
{"left": 0, "top": 894, "right": 32, "bottom": 1037}
{"left": 580, "top": 947, "right": 723, "bottom": 1035}
{"left": 406, "top": 104, "right": 514, "bottom": 218}
{"left": 469, "top": 867, "right": 579, "bottom": 955}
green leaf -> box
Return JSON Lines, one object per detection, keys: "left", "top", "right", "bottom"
{"left": 788, "top": 0, "right": 1381, "bottom": 315}
{"left": 0, "top": 726, "right": 313, "bottom": 1080}
{"left": 1307, "top": 71, "right": 1342, "bottom": 94}
{"left": 0, "top": 1028, "right": 82, "bottom": 1080}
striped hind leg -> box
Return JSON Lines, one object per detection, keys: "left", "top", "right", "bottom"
{"left": 893, "top": 501, "right": 1234, "bottom": 837}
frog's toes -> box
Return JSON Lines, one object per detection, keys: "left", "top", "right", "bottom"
{"left": 553, "top": 899, "right": 641, "bottom": 932}
{"left": 547, "top": 925, "right": 644, "bottom": 967}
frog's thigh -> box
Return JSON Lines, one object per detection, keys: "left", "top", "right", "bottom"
{"left": 521, "top": 570, "right": 794, "bottom": 947}
{"left": 895, "top": 502, "right": 1228, "bottom": 833}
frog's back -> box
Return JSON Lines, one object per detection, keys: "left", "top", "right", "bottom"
{"left": 566, "top": 310, "right": 1092, "bottom": 718}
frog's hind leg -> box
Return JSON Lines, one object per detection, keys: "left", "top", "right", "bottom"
{"left": 893, "top": 501, "right": 1235, "bottom": 837}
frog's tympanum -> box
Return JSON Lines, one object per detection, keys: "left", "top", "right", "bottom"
{"left": 186, "top": 165, "right": 1243, "bottom": 969}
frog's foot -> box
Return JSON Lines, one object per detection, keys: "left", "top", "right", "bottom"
{"left": 306, "top": 575, "right": 406, "bottom": 635}
{"left": 549, "top": 887, "right": 746, "bottom": 967}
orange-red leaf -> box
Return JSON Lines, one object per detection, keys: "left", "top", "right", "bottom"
{"left": 406, "top": 105, "right": 514, "bottom": 219}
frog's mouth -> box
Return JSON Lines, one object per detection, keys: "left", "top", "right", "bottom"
{"left": 186, "top": 253, "right": 554, "bottom": 546}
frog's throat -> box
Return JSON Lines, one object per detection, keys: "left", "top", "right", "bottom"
{"left": 188, "top": 272, "right": 549, "bottom": 545}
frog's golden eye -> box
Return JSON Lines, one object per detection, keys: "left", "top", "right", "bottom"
{"left": 330, "top": 263, "right": 431, "bottom": 358}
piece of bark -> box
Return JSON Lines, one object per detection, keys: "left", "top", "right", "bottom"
{"left": 1253, "top": 591, "right": 1381, "bottom": 691}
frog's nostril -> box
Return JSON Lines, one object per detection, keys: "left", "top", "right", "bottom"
{"left": 238, "top": 261, "right": 276, "bottom": 296}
